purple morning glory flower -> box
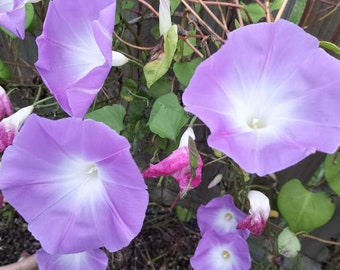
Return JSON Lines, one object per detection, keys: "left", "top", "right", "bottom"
{"left": 182, "top": 20, "right": 340, "bottom": 176}
{"left": 36, "top": 248, "right": 108, "bottom": 270}
{"left": 0, "top": 0, "right": 26, "bottom": 39}
{"left": 35, "top": 0, "right": 116, "bottom": 118}
{"left": 197, "top": 194, "right": 249, "bottom": 239}
{"left": 190, "top": 230, "right": 251, "bottom": 270}
{"left": 0, "top": 115, "right": 148, "bottom": 254}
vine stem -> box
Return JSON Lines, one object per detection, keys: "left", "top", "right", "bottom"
{"left": 275, "top": 0, "right": 289, "bottom": 21}
{"left": 33, "top": 96, "right": 55, "bottom": 107}
{"left": 299, "top": 233, "right": 340, "bottom": 246}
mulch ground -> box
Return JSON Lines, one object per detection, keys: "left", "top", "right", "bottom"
{"left": 0, "top": 204, "right": 199, "bottom": 269}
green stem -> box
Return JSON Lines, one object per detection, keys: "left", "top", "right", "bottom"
{"left": 33, "top": 96, "right": 55, "bottom": 107}
{"left": 33, "top": 85, "right": 43, "bottom": 104}
{"left": 189, "top": 115, "right": 197, "bottom": 127}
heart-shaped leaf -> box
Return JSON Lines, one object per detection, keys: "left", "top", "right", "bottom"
{"left": 277, "top": 179, "right": 335, "bottom": 232}
{"left": 148, "top": 92, "right": 187, "bottom": 140}
{"left": 85, "top": 105, "right": 126, "bottom": 134}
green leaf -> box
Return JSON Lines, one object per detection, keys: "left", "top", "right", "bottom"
{"left": 0, "top": 60, "right": 11, "bottom": 80}
{"left": 122, "top": 0, "right": 135, "bottom": 9}
{"left": 120, "top": 79, "right": 138, "bottom": 102}
{"left": 170, "top": 0, "right": 181, "bottom": 14}
{"left": 277, "top": 179, "right": 335, "bottom": 233}
{"left": 320, "top": 41, "right": 340, "bottom": 55}
{"left": 144, "top": 25, "right": 178, "bottom": 88}
{"left": 188, "top": 137, "right": 199, "bottom": 175}
{"left": 324, "top": 153, "right": 340, "bottom": 196}
{"left": 85, "top": 105, "right": 126, "bottom": 134}
{"left": 176, "top": 30, "right": 197, "bottom": 58}
{"left": 148, "top": 77, "right": 172, "bottom": 98}
{"left": 148, "top": 93, "right": 187, "bottom": 140}
{"left": 173, "top": 58, "right": 202, "bottom": 87}
{"left": 289, "top": 0, "right": 307, "bottom": 24}
{"left": 25, "top": 3, "right": 35, "bottom": 30}
{"left": 241, "top": 0, "right": 283, "bottom": 23}
{"left": 175, "top": 205, "right": 194, "bottom": 222}
{"left": 278, "top": 227, "right": 301, "bottom": 257}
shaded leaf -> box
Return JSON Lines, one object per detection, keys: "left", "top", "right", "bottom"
{"left": 148, "top": 77, "right": 172, "bottom": 98}
{"left": 324, "top": 153, "right": 340, "bottom": 196}
{"left": 241, "top": 0, "right": 283, "bottom": 23}
{"left": 289, "top": 0, "right": 307, "bottom": 24}
{"left": 0, "top": 59, "right": 11, "bottom": 80}
{"left": 278, "top": 227, "right": 301, "bottom": 257}
{"left": 176, "top": 205, "right": 194, "bottom": 222}
{"left": 85, "top": 105, "right": 126, "bottom": 133}
{"left": 277, "top": 179, "right": 335, "bottom": 232}
{"left": 148, "top": 93, "right": 187, "bottom": 140}
{"left": 173, "top": 58, "right": 202, "bottom": 87}
{"left": 188, "top": 136, "right": 199, "bottom": 172}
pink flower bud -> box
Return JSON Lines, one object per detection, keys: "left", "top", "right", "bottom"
{"left": 0, "top": 86, "right": 13, "bottom": 120}
{"left": 143, "top": 127, "right": 203, "bottom": 195}
{"left": 0, "top": 105, "right": 33, "bottom": 152}
{"left": 238, "top": 190, "right": 270, "bottom": 235}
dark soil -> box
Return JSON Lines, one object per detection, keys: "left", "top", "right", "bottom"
{"left": 0, "top": 203, "right": 199, "bottom": 269}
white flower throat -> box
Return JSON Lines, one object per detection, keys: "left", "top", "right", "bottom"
{"left": 247, "top": 117, "right": 266, "bottom": 129}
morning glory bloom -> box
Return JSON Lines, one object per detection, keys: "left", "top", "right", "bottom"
{"left": 0, "top": 86, "right": 13, "bottom": 119}
{"left": 197, "top": 194, "right": 249, "bottom": 239}
{"left": 142, "top": 127, "right": 203, "bottom": 195}
{"left": 0, "top": 115, "right": 148, "bottom": 254}
{"left": 0, "top": 0, "right": 39, "bottom": 39}
{"left": 182, "top": 19, "right": 340, "bottom": 176}
{"left": 159, "top": 0, "right": 171, "bottom": 36}
{"left": 190, "top": 230, "right": 251, "bottom": 270}
{"left": 0, "top": 0, "right": 26, "bottom": 39}
{"left": 238, "top": 190, "right": 270, "bottom": 235}
{"left": 36, "top": 248, "right": 108, "bottom": 270}
{"left": 35, "top": 0, "right": 116, "bottom": 118}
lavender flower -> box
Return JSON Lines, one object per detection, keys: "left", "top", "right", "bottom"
{"left": 182, "top": 20, "right": 340, "bottom": 176}
{"left": 35, "top": 0, "right": 116, "bottom": 117}
{"left": 197, "top": 194, "right": 249, "bottom": 239}
{"left": 0, "top": 115, "right": 148, "bottom": 254}
{"left": 0, "top": 0, "right": 26, "bottom": 39}
{"left": 190, "top": 230, "right": 251, "bottom": 270}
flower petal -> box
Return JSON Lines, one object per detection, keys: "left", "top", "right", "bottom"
{"left": 182, "top": 20, "right": 340, "bottom": 176}
{"left": 0, "top": 115, "right": 148, "bottom": 254}
{"left": 36, "top": 248, "right": 108, "bottom": 270}
{"left": 35, "top": 0, "right": 116, "bottom": 117}
{"left": 142, "top": 146, "right": 203, "bottom": 194}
